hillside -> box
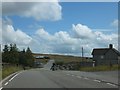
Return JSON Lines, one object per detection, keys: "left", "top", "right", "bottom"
{"left": 33, "top": 53, "right": 92, "bottom": 63}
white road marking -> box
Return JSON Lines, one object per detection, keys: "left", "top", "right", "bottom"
{"left": 9, "top": 74, "right": 18, "bottom": 82}
{"left": 67, "top": 74, "right": 70, "bottom": 75}
{"left": 84, "top": 77, "right": 89, "bottom": 80}
{"left": 71, "top": 75, "right": 75, "bottom": 76}
{"left": 93, "top": 79, "right": 101, "bottom": 83}
{"left": 4, "top": 82, "right": 8, "bottom": 86}
{"left": 0, "top": 87, "right": 3, "bottom": 90}
{"left": 9, "top": 72, "right": 22, "bottom": 82}
{"left": 77, "top": 76, "right": 82, "bottom": 78}
{"left": 106, "top": 83, "right": 116, "bottom": 87}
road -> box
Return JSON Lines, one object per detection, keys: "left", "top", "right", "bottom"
{"left": 1, "top": 60, "right": 119, "bottom": 89}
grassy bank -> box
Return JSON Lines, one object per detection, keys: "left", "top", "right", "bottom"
{"left": 2, "top": 65, "right": 23, "bottom": 79}
{"left": 0, "top": 71, "right": 1, "bottom": 77}
{"left": 79, "top": 65, "right": 119, "bottom": 72}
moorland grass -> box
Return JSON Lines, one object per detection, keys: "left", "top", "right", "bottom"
{"left": 2, "top": 65, "right": 23, "bottom": 79}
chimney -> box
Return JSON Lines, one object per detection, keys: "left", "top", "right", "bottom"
{"left": 109, "top": 44, "right": 113, "bottom": 49}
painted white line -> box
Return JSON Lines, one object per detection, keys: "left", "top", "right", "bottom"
{"left": 106, "top": 83, "right": 116, "bottom": 87}
{"left": 4, "top": 82, "right": 8, "bottom": 86}
{"left": 76, "top": 76, "right": 82, "bottom": 78}
{"left": 0, "top": 87, "right": 3, "bottom": 90}
{"left": 71, "top": 75, "right": 75, "bottom": 76}
{"left": 9, "top": 74, "right": 18, "bottom": 82}
{"left": 67, "top": 74, "right": 70, "bottom": 75}
{"left": 9, "top": 72, "right": 22, "bottom": 82}
{"left": 93, "top": 80, "right": 101, "bottom": 83}
{"left": 84, "top": 77, "right": 89, "bottom": 80}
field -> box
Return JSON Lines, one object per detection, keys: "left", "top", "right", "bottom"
{"left": 33, "top": 53, "right": 92, "bottom": 63}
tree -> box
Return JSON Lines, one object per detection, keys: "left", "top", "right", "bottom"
{"left": 9, "top": 44, "right": 19, "bottom": 64}
{"left": 19, "top": 49, "right": 26, "bottom": 66}
{"left": 2, "top": 44, "right": 35, "bottom": 67}
{"left": 2, "top": 44, "right": 9, "bottom": 63}
{"left": 25, "top": 47, "right": 34, "bottom": 67}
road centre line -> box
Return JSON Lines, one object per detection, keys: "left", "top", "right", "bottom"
{"left": 93, "top": 79, "right": 101, "bottom": 83}
{"left": 71, "top": 75, "right": 75, "bottom": 76}
{"left": 66, "top": 73, "right": 117, "bottom": 87}
{"left": 76, "top": 76, "right": 82, "bottom": 78}
{"left": 84, "top": 77, "right": 89, "bottom": 80}
{"left": 66, "top": 74, "right": 70, "bottom": 75}
{"left": 106, "top": 83, "right": 116, "bottom": 87}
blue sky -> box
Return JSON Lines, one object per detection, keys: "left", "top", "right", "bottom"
{"left": 2, "top": 2, "right": 118, "bottom": 56}
{"left": 6, "top": 2, "right": 118, "bottom": 34}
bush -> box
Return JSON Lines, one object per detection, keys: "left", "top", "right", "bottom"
{"left": 55, "top": 60, "right": 64, "bottom": 65}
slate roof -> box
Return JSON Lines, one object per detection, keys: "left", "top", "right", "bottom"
{"left": 92, "top": 48, "right": 120, "bottom": 56}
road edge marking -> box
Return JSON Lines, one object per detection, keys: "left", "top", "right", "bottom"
{"left": 1, "top": 70, "right": 24, "bottom": 84}
{"left": 0, "top": 87, "right": 3, "bottom": 90}
{"left": 4, "top": 82, "right": 8, "bottom": 86}
{"left": 9, "top": 72, "right": 22, "bottom": 82}
{"left": 8, "top": 73, "right": 18, "bottom": 82}
{"left": 93, "top": 79, "right": 101, "bottom": 83}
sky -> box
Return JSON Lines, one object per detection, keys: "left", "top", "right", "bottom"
{"left": 1, "top": 1, "right": 118, "bottom": 57}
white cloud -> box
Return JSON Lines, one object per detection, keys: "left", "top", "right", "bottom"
{"left": 72, "top": 24, "right": 96, "bottom": 39}
{"left": 0, "top": 18, "right": 2, "bottom": 44}
{"left": 54, "top": 31, "right": 77, "bottom": 45}
{"left": 2, "top": 19, "right": 32, "bottom": 46}
{"left": 33, "top": 24, "right": 118, "bottom": 56}
{"left": 111, "top": 19, "right": 118, "bottom": 28}
{"left": 72, "top": 24, "right": 117, "bottom": 47}
{"left": 35, "top": 28, "right": 55, "bottom": 41}
{"left": 2, "top": 18, "right": 118, "bottom": 56}
{"left": 3, "top": 0, "right": 60, "bottom": 2}
{"left": 2, "top": 1, "right": 62, "bottom": 21}
{"left": 2, "top": 0, "right": 119, "bottom": 2}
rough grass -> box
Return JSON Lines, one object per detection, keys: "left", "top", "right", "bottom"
{"left": 0, "top": 70, "right": 2, "bottom": 81}
{"left": 2, "top": 65, "right": 23, "bottom": 79}
{"left": 79, "top": 65, "right": 119, "bottom": 72}
{"left": 33, "top": 53, "right": 88, "bottom": 63}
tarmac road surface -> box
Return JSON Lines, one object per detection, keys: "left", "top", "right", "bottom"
{"left": 1, "top": 60, "right": 119, "bottom": 89}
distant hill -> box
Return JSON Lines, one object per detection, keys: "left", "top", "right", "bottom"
{"left": 33, "top": 53, "right": 92, "bottom": 63}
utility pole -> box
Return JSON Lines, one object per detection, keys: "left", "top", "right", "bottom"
{"left": 82, "top": 47, "right": 84, "bottom": 61}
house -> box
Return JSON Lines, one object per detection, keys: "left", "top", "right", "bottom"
{"left": 92, "top": 44, "right": 120, "bottom": 66}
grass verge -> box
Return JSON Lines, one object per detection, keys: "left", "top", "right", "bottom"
{"left": 0, "top": 71, "right": 1, "bottom": 76}
{"left": 2, "top": 65, "right": 23, "bottom": 79}
{"left": 79, "top": 65, "right": 119, "bottom": 72}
